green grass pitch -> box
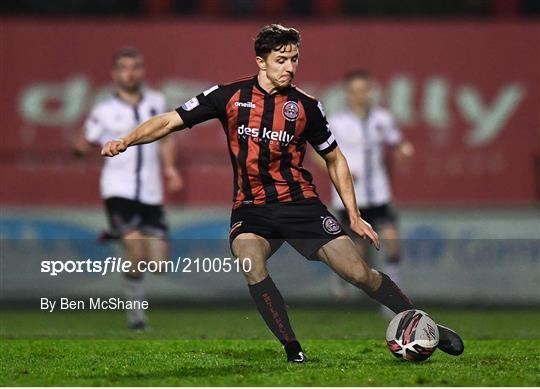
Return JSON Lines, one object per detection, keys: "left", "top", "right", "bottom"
{"left": 1, "top": 307, "right": 539, "bottom": 386}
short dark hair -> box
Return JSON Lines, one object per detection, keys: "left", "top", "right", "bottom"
{"left": 343, "top": 69, "right": 372, "bottom": 83}
{"left": 113, "top": 47, "right": 143, "bottom": 66}
{"left": 254, "top": 24, "right": 301, "bottom": 59}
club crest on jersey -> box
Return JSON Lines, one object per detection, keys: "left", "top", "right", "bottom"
{"left": 283, "top": 101, "right": 299, "bottom": 121}
{"left": 322, "top": 216, "right": 342, "bottom": 235}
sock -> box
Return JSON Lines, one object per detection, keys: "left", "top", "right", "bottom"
{"left": 124, "top": 275, "right": 146, "bottom": 324}
{"left": 365, "top": 271, "right": 414, "bottom": 314}
{"left": 248, "top": 275, "right": 297, "bottom": 346}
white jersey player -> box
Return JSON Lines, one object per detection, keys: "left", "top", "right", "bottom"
{"left": 330, "top": 106, "right": 403, "bottom": 210}
{"left": 73, "top": 47, "right": 183, "bottom": 329}
{"left": 327, "top": 70, "right": 413, "bottom": 305}
{"left": 86, "top": 90, "right": 167, "bottom": 206}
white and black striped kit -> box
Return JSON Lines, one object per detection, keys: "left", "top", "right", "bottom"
{"left": 84, "top": 89, "right": 166, "bottom": 205}
{"left": 329, "top": 106, "right": 403, "bottom": 208}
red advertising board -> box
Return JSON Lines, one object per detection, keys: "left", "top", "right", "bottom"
{"left": 1, "top": 20, "right": 538, "bottom": 206}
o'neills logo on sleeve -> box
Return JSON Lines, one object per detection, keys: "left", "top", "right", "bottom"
{"left": 237, "top": 124, "right": 294, "bottom": 145}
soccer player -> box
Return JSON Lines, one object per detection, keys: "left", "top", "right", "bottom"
{"left": 101, "top": 25, "right": 463, "bottom": 361}
{"left": 73, "top": 47, "right": 183, "bottom": 330}
{"left": 325, "top": 70, "right": 414, "bottom": 310}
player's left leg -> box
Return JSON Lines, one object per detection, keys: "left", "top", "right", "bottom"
{"left": 314, "top": 236, "right": 464, "bottom": 356}
{"left": 121, "top": 229, "right": 148, "bottom": 330}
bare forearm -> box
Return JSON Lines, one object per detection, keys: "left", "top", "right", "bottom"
{"left": 102, "top": 111, "right": 184, "bottom": 157}
{"left": 123, "top": 114, "right": 174, "bottom": 146}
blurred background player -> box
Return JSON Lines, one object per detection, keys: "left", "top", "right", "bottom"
{"left": 323, "top": 70, "right": 414, "bottom": 311}
{"left": 73, "top": 47, "right": 183, "bottom": 329}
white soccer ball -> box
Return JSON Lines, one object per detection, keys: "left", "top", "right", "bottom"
{"left": 386, "top": 309, "right": 439, "bottom": 361}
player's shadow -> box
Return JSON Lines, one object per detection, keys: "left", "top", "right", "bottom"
{"left": 76, "top": 348, "right": 289, "bottom": 383}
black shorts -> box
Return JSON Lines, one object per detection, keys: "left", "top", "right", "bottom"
{"left": 104, "top": 197, "right": 168, "bottom": 238}
{"left": 338, "top": 203, "right": 398, "bottom": 231}
{"left": 229, "top": 198, "right": 347, "bottom": 260}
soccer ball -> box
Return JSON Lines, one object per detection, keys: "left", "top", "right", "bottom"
{"left": 386, "top": 309, "right": 439, "bottom": 361}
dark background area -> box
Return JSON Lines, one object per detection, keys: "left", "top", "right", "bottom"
{"left": 1, "top": 0, "right": 539, "bottom": 18}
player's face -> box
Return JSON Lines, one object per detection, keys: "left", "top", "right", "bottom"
{"left": 112, "top": 56, "right": 144, "bottom": 93}
{"left": 259, "top": 44, "right": 299, "bottom": 89}
{"left": 346, "top": 78, "right": 372, "bottom": 109}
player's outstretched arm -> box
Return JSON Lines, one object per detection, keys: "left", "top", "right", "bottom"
{"left": 321, "top": 146, "right": 380, "bottom": 250}
{"left": 101, "top": 111, "right": 185, "bottom": 157}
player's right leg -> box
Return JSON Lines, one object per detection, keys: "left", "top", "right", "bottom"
{"left": 231, "top": 232, "right": 306, "bottom": 363}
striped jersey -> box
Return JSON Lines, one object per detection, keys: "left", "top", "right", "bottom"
{"left": 176, "top": 76, "right": 337, "bottom": 208}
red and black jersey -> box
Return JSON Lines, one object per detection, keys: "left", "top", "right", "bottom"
{"left": 176, "top": 75, "right": 337, "bottom": 208}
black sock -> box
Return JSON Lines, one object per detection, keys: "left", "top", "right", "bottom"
{"left": 365, "top": 272, "right": 414, "bottom": 314}
{"left": 248, "top": 275, "right": 297, "bottom": 346}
